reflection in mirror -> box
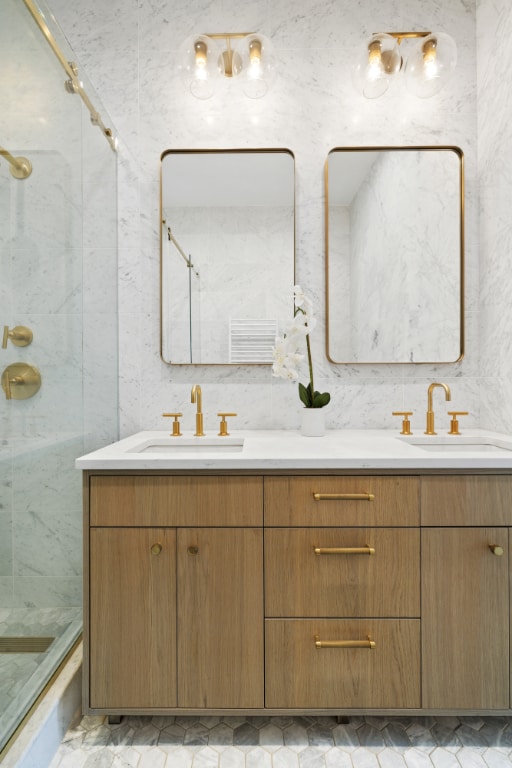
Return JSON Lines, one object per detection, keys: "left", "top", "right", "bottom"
{"left": 326, "top": 147, "right": 464, "bottom": 364}
{"left": 161, "top": 149, "right": 295, "bottom": 365}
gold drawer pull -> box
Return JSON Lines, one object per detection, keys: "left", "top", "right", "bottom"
{"left": 188, "top": 546, "right": 199, "bottom": 556}
{"left": 313, "top": 493, "right": 375, "bottom": 501}
{"left": 489, "top": 545, "right": 504, "bottom": 556}
{"left": 150, "top": 543, "right": 162, "bottom": 555}
{"left": 314, "top": 546, "right": 375, "bottom": 556}
{"left": 315, "top": 635, "right": 375, "bottom": 650}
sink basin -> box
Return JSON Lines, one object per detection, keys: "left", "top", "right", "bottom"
{"left": 129, "top": 437, "right": 244, "bottom": 454}
{"left": 399, "top": 437, "right": 512, "bottom": 454}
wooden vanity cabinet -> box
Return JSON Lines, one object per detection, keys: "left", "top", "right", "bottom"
{"left": 84, "top": 470, "right": 512, "bottom": 715}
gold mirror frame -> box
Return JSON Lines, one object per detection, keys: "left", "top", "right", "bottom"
{"left": 160, "top": 148, "right": 296, "bottom": 365}
{"left": 325, "top": 145, "right": 464, "bottom": 364}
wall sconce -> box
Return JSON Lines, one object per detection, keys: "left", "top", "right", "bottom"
{"left": 178, "top": 32, "right": 276, "bottom": 100}
{"left": 352, "top": 31, "right": 457, "bottom": 99}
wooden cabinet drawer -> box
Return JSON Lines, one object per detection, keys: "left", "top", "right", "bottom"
{"left": 89, "top": 475, "right": 263, "bottom": 526}
{"left": 264, "top": 476, "right": 419, "bottom": 527}
{"left": 421, "top": 476, "right": 512, "bottom": 526}
{"left": 265, "top": 528, "right": 420, "bottom": 617}
{"left": 265, "top": 618, "right": 420, "bottom": 709}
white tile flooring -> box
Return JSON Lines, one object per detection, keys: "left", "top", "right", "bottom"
{"left": 48, "top": 714, "right": 512, "bottom": 768}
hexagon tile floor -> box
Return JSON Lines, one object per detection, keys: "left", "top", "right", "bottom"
{"left": 48, "top": 714, "right": 512, "bottom": 768}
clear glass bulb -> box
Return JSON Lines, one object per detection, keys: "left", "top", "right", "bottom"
{"left": 237, "top": 34, "right": 276, "bottom": 99}
{"left": 177, "top": 34, "right": 223, "bottom": 100}
{"left": 352, "top": 33, "right": 402, "bottom": 99}
{"left": 404, "top": 32, "right": 457, "bottom": 98}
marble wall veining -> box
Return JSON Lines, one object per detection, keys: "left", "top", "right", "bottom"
{"left": 45, "top": 0, "right": 479, "bottom": 436}
{"left": 477, "top": 0, "right": 512, "bottom": 434}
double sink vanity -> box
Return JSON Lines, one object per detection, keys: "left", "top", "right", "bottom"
{"left": 77, "top": 424, "right": 512, "bottom": 718}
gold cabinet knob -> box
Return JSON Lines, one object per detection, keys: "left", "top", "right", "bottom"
{"left": 188, "top": 546, "right": 199, "bottom": 556}
{"left": 489, "top": 545, "right": 504, "bottom": 557}
{"left": 2, "top": 325, "right": 33, "bottom": 349}
{"left": 151, "top": 543, "right": 162, "bottom": 555}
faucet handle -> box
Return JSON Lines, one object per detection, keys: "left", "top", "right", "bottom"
{"left": 3, "top": 325, "right": 33, "bottom": 349}
{"left": 217, "top": 412, "right": 237, "bottom": 436}
{"left": 162, "top": 412, "right": 183, "bottom": 436}
{"left": 392, "top": 411, "right": 413, "bottom": 435}
{"left": 447, "top": 411, "right": 468, "bottom": 435}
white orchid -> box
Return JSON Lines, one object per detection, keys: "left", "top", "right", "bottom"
{"left": 272, "top": 287, "right": 330, "bottom": 409}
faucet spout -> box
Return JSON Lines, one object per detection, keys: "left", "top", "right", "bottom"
{"left": 191, "top": 384, "right": 205, "bottom": 436}
{"left": 425, "top": 382, "right": 451, "bottom": 435}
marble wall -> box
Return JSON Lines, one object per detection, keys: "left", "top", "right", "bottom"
{"left": 45, "top": 0, "right": 479, "bottom": 437}
{"left": 477, "top": 0, "right": 512, "bottom": 433}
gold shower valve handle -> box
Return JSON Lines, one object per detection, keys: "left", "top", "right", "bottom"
{"left": 447, "top": 411, "right": 469, "bottom": 435}
{"left": 2, "top": 325, "right": 33, "bottom": 349}
{"left": 392, "top": 411, "right": 413, "bottom": 435}
{"left": 162, "top": 412, "right": 183, "bottom": 436}
{"left": 1, "top": 363, "right": 41, "bottom": 400}
{"left": 218, "top": 412, "right": 237, "bottom": 436}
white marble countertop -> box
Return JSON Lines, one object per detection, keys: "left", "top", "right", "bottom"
{"left": 75, "top": 428, "right": 512, "bottom": 471}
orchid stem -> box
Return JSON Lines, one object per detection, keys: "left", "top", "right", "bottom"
{"left": 306, "top": 332, "right": 314, "bottom": 400}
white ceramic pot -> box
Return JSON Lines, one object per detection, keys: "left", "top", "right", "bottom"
{"left": 300, "top": 408, "right": 326, "bottom": 437}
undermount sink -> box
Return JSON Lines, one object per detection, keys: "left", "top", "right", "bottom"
{"left": 129, "top": 436, "right": 245, "bottom": 454}
{"left": 400, "top": 436, "right": 512, "bottom": 454}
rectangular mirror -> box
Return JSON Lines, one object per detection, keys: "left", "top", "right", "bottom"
{"left": 161, "top": 148, "right": 295, "bottom": 365}
{"left": 326, "top": 146, "right": 464, "bottom": 364}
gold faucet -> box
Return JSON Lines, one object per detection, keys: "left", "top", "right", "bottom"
{"left": 425, "top": 382, "right": 451, "bottom": 435}
{"left": 191, "top": 384, "right": 205, "bottom": 436}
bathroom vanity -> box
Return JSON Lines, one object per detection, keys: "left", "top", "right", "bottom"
{"left": 77, "top": 429, "right": 512, "bottom": 716}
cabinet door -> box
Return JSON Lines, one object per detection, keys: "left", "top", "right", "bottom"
{"left": 422, "top": 527, "right": 509, "bottom": 709}
{"left": 89, "top": 527, "right": 177, "bottom": 709}
{"left": 177, "top": 528, "right": 264, "bottom": 708}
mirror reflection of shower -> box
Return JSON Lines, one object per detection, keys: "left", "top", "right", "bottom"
{"left": 163, "top": 220, "right": 200, "bottom": 363}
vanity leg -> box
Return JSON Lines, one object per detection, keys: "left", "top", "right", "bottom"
{"left": 107, "top": 715, "right": 122, "bottom": 725}
{"left": 336, "top": 715, "right": 350, "bottom": 724}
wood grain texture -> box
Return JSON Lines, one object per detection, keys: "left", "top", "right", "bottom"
{"left": 265, "top": 618, "right": 420, "bottom": 709}
{"left": 177, "top": 527, "right": 264, "bottom": 708}
{"left": 265, "top": 528, "right": 420, "bottom": 617}
{"left": 89, "top": 527, "right": 177, "bottom": 708}
{"left": 89, "top": 475, "right": 263, "bottom": 527}
{"left": 264, "top": 476, "right": 419, "bottom": 527}
{"left": 422, "top": 527, "right": 509, "bottom": 709}
{"left": 421, "top": 476, "right": 512, "bottom": 526}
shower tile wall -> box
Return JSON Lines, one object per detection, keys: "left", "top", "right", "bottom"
{"left": 46, "top": 0, "right": 479, "bottom": 435}
{"left": 477, "top": 0, "right": 512, "bottom": 433}
{"left": 0, "top": 0, "right": 118, "bottom": 609}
